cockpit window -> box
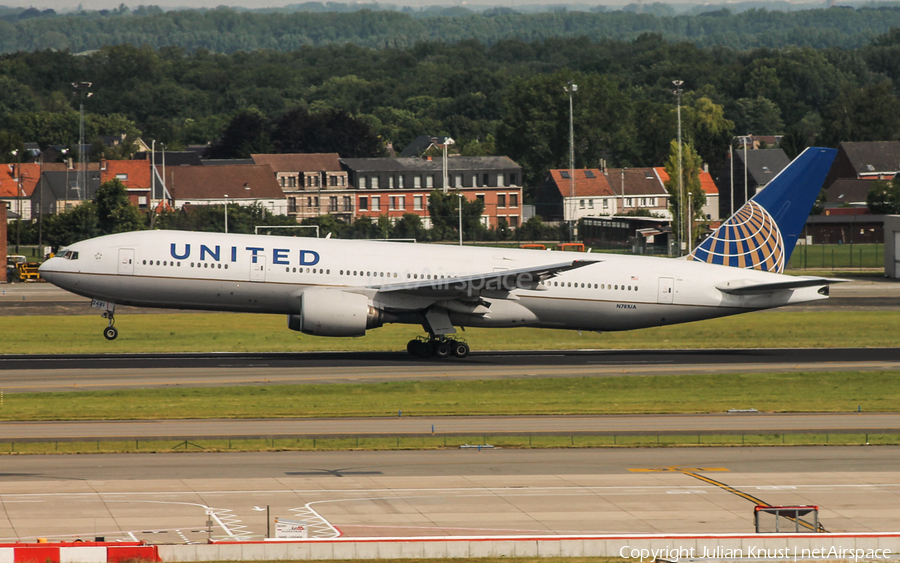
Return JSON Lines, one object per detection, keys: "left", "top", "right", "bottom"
{"left": 62, "top": 250, "right": 79, "bottom": 260}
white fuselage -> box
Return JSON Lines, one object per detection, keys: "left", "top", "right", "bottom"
{"left": 40, "top": 230, "right": 829, "bottom": 333}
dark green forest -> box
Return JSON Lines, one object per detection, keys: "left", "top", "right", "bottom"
{"left": 3, "top": 7, "right": 900, "bottom": 203}
{"left": 4, "top": 5, "right": 900, "bottom": 53}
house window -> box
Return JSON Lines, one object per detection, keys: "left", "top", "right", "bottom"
{"left": 414, "top": 195, "right": 423, "bottom": 210}
{"left": 626, "top": 197, "right": 633, "bottom": 207}
{"left": 329, "top": 196, "right": 338, "bottom": 211}
{"left": 603, "top": 199, "right": 609, "bottom": 209}
{"left": 510, "top": 173, "right": 517, "bottom": 185}
{"left": 426, "top": 175, "right": 434, "bottom": 189}
{"left": 588, "top": 199, "right": 594, "bottom": 209}
{"left": 509, "top": 215, "right": 519, "bottom": 228}
{"left": 359, "top": 175, "right": 367, "bottom": 189}
{"left": 498, "top": 194, "right": 506, "bottom": 208}
{"left": 497, "top": 174, "right": 504, "bottom": 187}
{"left": 138, "top": 196, "right": 148, "bottom": 208}
{"left": 398, "top": 175, "right": 404, "bottom": 189}
{"left": 389, "top": 176, "right": 394, "bottom": 189}
{"left": 359, "top": 196, "right": 368, "bottom": 211}
{"left": 413, "top": 176, "right": 421, "bottom": 188}
{"left": 343, "top": 196, "right": 352, "bottom": 211}
{"left": 280, "top": 177, "right": 286, "bottom": 187}
{"left": 288, "top": 197, "right": 297, "bottom": 213}
{"left": 390, "top": 196, "right": 397, "bottom": 210}
{"left": 510, "top": 193, "right": 518, "bottom": 208}
{"left": 476, "top": 194, "right": 485, "bottom": 205}
{"left": 372, "top": 197, "right": 380, "bottom": 211}
{"left": 398, "top": 196, "right": 405, "bottom": 210}
{"left": 483, "top": 173, "right": 490, "bottom": 186}
{"left": 116, "top": 173, "right": 128, "bottom": 180}
{"left": 579, "top": 199, "right": 585, "bottom": 209}
{"left": 288, "top": 176, "right": 297, "bottom": 188}
{"left": 371, "top": 176, "right": 379, "bottom": 189}
{"left": 455, "top": 174, "right": 462, "bottom": 188}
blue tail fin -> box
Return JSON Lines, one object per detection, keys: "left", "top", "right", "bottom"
{"left": 688, "top": 147, "right": 837, "bottom": 273}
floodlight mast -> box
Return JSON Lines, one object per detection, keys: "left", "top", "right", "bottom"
{"left": 564, "top": 81, "right": 578, "bottom": 240}
{"left": 673, "top": 79, "right": 684, "bottom": 256}
{"left": 72, "top": 82, "right": 92, "bottom": 201}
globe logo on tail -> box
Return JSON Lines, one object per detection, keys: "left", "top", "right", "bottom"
{"left": 688, "top": 200, "right": 785, "bottom": 273}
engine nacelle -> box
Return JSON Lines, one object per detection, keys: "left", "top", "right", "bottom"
{"left": 288, "top": 289, "right": 383, "bottom": 337}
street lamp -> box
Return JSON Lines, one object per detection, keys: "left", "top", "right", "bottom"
{"left": 72, "top": 82, "right": 92, "bottom": 201}
{"left": 224, "top": 194, "right": 229, "bottom": 233}
{"left": 457, "top": 193, "right": 464, "bottom": 246}
{"left": 564, "top": 80, "right": 577, "bottom": 240}
{"left": 11, "top": 149, "right": 20, "bottom": 253}
{"left": 687, "top": 191, "right": 693, "bottom": 253}
{"left": 673, "top": 79, "right": 684, "bottom": 255}
{"left": 441, "top": 137, "right": 455, "bottom": 194}
{"left": 61, "top": 148, "right": 69, "bottom": 211}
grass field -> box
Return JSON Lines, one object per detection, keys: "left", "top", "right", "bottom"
{"left": 3, "top": 310, "right": 899, "bottom": 354}
{"left": 787, "top": 243, "right": 884, "bottom": 269}
{"left": 2, "top": 433, "right": 895, "bottom": 455}
{"left": 0, "top": 370, "right": 894, "bottom": 421}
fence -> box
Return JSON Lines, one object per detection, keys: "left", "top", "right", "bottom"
{"left": 787, "top": 243, "right": 883, "bottom": 270}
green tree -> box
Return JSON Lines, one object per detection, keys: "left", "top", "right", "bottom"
{"left": 94, "top": 179, "right": 144, "bottom": 235}
{"left": 818, "top": 82, "right": 900, "bottom": 147}
{"left": 866, "top": 178, "right": 900, "bottom": 214}
{"left": 427, "top": 189, "right": 485, "bottom": 241}
{"left": 42, "top": 201, "right": 100, "bottom": 250}
{"left": 662, "top": 139, "right": 706, "bottom": 246}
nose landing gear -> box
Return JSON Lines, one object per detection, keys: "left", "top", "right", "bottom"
{"left": 406, "top": 336, "right": 469, "bottom": 359}
{"left": 102, "top": 311, "right": 118, "bottom": 340}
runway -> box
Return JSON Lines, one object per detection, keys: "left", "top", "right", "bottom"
{"left": 1, "top": 447, "right": 899, "bottom": 542}
{"left": 3, "top": 413, "right": 900, "bottom": 442}
{"left": 1, "top": 348, "right": 900, "bottom": 393}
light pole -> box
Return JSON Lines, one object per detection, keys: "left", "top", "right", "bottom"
{"left": 729, "top": 141, "right": 734, "bottom": 217}
{"left": 687, "top": 191, "right": 693, "bottom": 253}
{"left": 743, "top": 134, "right": 750, "bottom": 207}
{"left": 673, "top": 80, "right": 684, "bottom": 255}
{"left": 61, "top": 148, "right": 69, "bottom": 211}
{"left": 12, "top": 149, "right": 21, "bottom": 253}
{"left": 441, "top": 137, "right": 455, "bottom": 194}
{"left": 72, "top": 82, "right": 92, "bottom": 201}
{"left": 457, "top": 193, "right": 464, "bottom": 246}
{"left": 564, "top": 80, "right": 577, "bottom": 240}
{"left": 224, "top": 194, "right": 229, "bottom": 233}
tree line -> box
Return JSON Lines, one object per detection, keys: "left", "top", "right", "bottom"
{"left": 4, "top": 24, "right": 900, "bottom": 205}
{"left": 4, "top": 5, "right": 900, "bottom": 54}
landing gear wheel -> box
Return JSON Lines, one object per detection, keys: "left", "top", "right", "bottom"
{"left": 433, "top": 340, "right": 451, "bottom": 358}
{"left": 104, "top": 326, "right": 118, "bottom": 340}
{"left": 407, "top": 339, "right": 418, "bottom": 356}
{"left": 451, "top": 341, "right": 470, "bottom": 358}
{"left": 415, "top": 340, "right": 433, "bottom": 358}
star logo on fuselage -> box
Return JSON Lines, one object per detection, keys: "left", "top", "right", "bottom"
{"left": 95, "top": 253, "right": 103, "bottom": 260}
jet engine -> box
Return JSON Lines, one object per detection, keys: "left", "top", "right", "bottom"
{"left": 288, "top": 289, "right": 385, "bottom": 337}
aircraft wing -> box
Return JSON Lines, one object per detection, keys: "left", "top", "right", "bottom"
{"left": 374, "top": 259, "right": 599, "bottom": 300}
{"left": 716, "top": 276, "right": 848, "bottom": 295}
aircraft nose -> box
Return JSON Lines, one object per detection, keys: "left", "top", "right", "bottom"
{"left": 38, "top": 258, "right": 58, "bottom": 281}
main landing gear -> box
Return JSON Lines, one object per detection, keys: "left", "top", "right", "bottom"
{"left": 102, "top": 311, "right": 118, "bottom": 340}
{"left": 406, "top": 336, "right": 470, "bottom": 359}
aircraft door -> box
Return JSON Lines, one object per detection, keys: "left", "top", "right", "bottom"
{"left": 250, "top": 255, "right": 267, "bottom": 282}
{"left": 118, "top": 248, "right": 134, "bottom": 275}
{"left": 657, "top": 277, "right": 674, "bottom": 304}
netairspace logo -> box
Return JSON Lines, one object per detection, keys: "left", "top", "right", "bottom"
{"left": 619, "top": 545, "right": 892, "bottom": 562}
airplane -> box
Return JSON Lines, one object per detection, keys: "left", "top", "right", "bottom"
{"left": 40, "top": 147, "right": 839, "bottom": 359}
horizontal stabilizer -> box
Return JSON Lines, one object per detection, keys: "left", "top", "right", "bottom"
{"left": 716, "top": 277, "right": 847, "bottom": 295}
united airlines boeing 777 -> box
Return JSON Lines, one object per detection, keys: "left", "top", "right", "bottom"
{"left": 40, "top": 147, "right": 839, "bottom": 358}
